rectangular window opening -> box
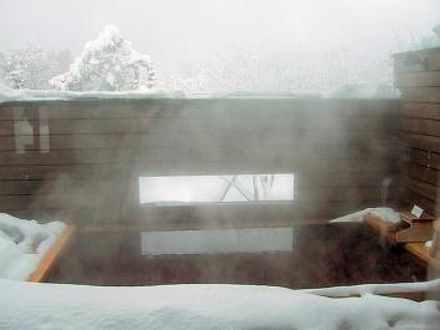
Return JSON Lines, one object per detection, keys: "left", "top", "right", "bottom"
{"left": 139, "top": 173, "right": 294, "bottom": 205}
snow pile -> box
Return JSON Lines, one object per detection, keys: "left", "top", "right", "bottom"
{"left": 0, "top": 88, "right": 178, "bottom": 104}
{"left": 0, "top": 213, "right": 66, "bottom": 280}
{"left": 301, "top": 279, "right": 440, "bottom": 297}
{"left": 49, "top": 25, "right": 155, "bottom": 92}
{"left": 330, "top": 207, "right": 401, "bottom": 224}
{"left": 0, "top": 280, "right": 439, "bottom": 330}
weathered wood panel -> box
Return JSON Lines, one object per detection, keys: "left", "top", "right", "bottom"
{"left": 396, "top": 71, "right": 440, "bottom": 87}
{"left": 399, "top": 87, "right": 440, "bottom": 103}
{"left": 406, "top": 163, "right": 439, "bottom": 186}
{"left": 402, "top": 148, "right": 440, "bottom": 171}
{"left": 394, "top": 48, "right": 440, "bottom": 73}
{"left": 401, "top": 118, "right": 440, "bottom": 136}
{"left": 401, "top": 103, "right": 440, "bottom": 120}
{"left": 0, "top": 98, "right": 400, "bottom": 227}
{"left": 395, "top": 48, "right": 440, "bottom": 216}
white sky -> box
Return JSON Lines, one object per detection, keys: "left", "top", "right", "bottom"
{"left": 1, "top": 0, "right": 439, "bottom": 91}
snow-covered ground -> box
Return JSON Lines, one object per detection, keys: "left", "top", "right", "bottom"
{"left": 0, "top": 279, "right": 439, "bottom": 330}
{"left": 0, "top": 213, "right": 66, "bottom": 280}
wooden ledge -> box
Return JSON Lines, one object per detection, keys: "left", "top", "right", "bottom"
{"left": 27, "top": 225, "right": 75, "bottom": 282}
{"left": 78, "top": 218, "right": 332, "bottom": 233}
{"left": 404, "top": 242, "right": 440, "bottom": 271}
{"left": 365, "top": 213, "right": 440, "bottom": 272}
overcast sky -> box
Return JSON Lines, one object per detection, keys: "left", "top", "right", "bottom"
{"left": 1, "top": 0, "right": 439, "bottom": 91}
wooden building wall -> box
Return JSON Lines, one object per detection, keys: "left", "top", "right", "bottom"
{"left": 0, "top": 98, "right": 399, "bottom": 229}
{"left": 395, "top": 47, "right": 440, "bottom": 216}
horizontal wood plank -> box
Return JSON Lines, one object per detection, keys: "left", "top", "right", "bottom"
{"left": 399, "top": 134, "right": 440, "bottom": 153}
{"left": 405, "top": 179, "right": 438, "bottom": 202}
{"left": 394, "top": 49, "right": 440, "bottom": 73}
{"left": 0, "top": 99, "right": 400, "bottom": 119}
{"left": 396, "top": 71, "right": 440, "bottom": 87}
{"left": 406, "top": 163, "right": 440, "bottom": 186}
{"left": 400, "top": 87, "right": 440, "bottom": 103}
{"left": 401, "top": 103, "right": 440, "bottom": 120}
{"left": 0, "top": 131, "right": 397, "bottom": 152}
{"left": 401, "top": 118, "right": 440, "bottom": 137}
{"left": 403, "top": 148, "right": 440, "bottom": 170}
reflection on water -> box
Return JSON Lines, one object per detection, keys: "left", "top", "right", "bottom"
{"left": 48, "top": 224, "right": 426, "bottom": 287}
{"left": 141, "top": 228, "right": 294, "bottom": 255}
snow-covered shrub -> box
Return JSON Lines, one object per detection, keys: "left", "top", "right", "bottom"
{"left": 50, "top": 25, "right": 155, "bottom": 91}
{"left": 0, "top": 45, "right": 68, "bottom": 90}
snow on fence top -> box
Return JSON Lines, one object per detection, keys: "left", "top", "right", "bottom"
{"left": 1, "top": 279, "right": 439, "bottom": 329}
{"left": 0, "top": 88, "right": 402, "bottom": 105}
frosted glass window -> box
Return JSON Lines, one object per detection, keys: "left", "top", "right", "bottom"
{"left": 139, "top": 174, "right": 294, "bottom": 205}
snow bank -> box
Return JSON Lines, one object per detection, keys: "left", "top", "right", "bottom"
{"left": 0, "top": 280, "right": 439, "bottom": 330}
{"left": 0, "top": 213, "right": 66, "bottom": 280}
{"left": 301, "top": 279, "right": 440, "bottom": 297}
{"left": 330, "top": 207, "right": 401, "bottom": 224}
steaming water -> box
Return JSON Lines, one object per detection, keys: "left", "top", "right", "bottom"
{"left": 141, "top": 227, "right": 294, "bottom": 255}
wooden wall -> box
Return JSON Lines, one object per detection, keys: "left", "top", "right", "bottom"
{"left": 0, "top": 98, "right": 399, "bottom": 229}
{"left": 395, "top": 47, "right": 440, "bottom": 216}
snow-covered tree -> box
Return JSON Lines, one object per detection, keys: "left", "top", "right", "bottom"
{"left": 50, "top": 25, "right": 155, "bottom": 91}
{"left": 0, "top": 45, "right": 72, "bottom": 90}
{"left": 0, "top": 45, "right": 51, "bottom": 89}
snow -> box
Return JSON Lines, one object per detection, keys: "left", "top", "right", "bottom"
{"left": 330, "top": 207, "right": 401, "bottom": 224}
{"left": 0, "top": 88, "right": 179, "bottom": 104}
{"left": 301, "top": 279, "right": 440, "bottom": 298}
{"left": 0, "top": 279, "right": 439, "bottom": 330}
{"left": 49, "top": 25, "right": 155, "bottom": 92}
{"left": 0, "top": 87, "right": 401, "bottom": 105}
{"left": 0, "top": 213, "right": 66, "bottom": 280}
{"left": 426, "top": 240, "right": 433, "bottom": 249}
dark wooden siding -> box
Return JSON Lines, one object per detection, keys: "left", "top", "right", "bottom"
{"left": 0, "top": 98, "right": 399, "bottom": 229}
{"left": 395, "top": 47, "right": 440, "bottom": 216}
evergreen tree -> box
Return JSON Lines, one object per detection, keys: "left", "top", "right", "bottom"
{"left": 50, "top": 25, "right": 155, "bottom": 91}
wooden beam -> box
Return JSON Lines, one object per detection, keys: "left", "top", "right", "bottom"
{"left": 27, "top": 225, "right": 75, "bottom": 282}
{"left": 404, "top": 242, "right": 440, "bottom": 271}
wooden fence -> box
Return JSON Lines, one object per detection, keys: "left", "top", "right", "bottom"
{"left": 0, "top": 98, "right": 400, "bottom": 229}
{"left": 395, "top": 47, "right": 440, "bottom": 216}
